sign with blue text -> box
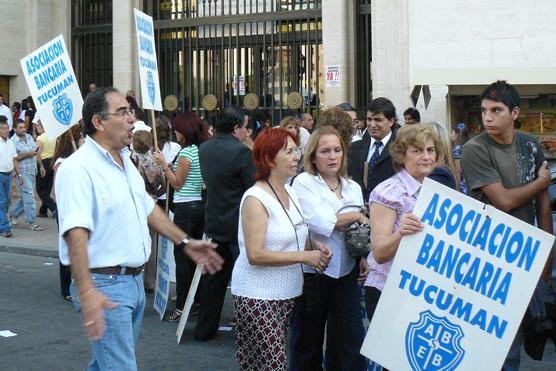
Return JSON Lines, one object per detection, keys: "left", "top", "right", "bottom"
{"left": 20, "top": 35, "right": 82, "bottom": 140}
{"left": 134, "top": 8, "right": 162, "bottom": 111}
{"left": 360, "top": 178, "right": 554, "bottom": 370}
{"left": 154, "top": 212, "right": 177, "bottom": 320}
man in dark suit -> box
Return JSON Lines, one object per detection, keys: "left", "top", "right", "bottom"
{"left": 348, "top": 97, "right": 397, "bottom": 202}
{"left": 195, "top": 106, "right": 256, "bottom": 341}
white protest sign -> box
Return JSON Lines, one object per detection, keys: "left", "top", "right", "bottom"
{"left": 134, "top": 8, "right": 162, "bottom": 111}
{"left": 361, "top": 178, "right": 554, "bottom": 371}
{"left": 20, "top": 35, "right": 82, "bottom": 140}
{"left": 153, "top": 224, "right": 177, "bottom": 320}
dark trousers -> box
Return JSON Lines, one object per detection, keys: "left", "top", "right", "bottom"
{"left": 36, "top": 158, "right": 56, "bottom": 215}
{"left": 194, "top": 240, "right": 237, "bottom": 341}
{"left": 173, "top": 201, "right": 204, "bottom": 310}
{"left": 59, "top": 262, "right": 72, "bottom": 297}
{"left": 364, "top": 286, "right": 382, "bottom": 322}
{"left": 290, "top": 268, "right": 366, "bottom": 371}
{"left": 55, "top": 214, "right": 71, "bottom": 296}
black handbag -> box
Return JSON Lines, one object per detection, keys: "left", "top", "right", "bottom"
{"left": 339, "top": 204, "right": 371, "bottom": 258}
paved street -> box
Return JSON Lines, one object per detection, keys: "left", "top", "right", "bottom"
{"left": 1, "top": 220, "right": 556, "bottom": 370}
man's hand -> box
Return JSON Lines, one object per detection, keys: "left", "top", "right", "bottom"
{"left": 39, "top": 167, "right": 46, "bottom": 177}
{"left": 27, "top": 150, "right": 37, "bottom": 158}
{"left": 183, "top": 240, "right": 223, "bottom": 274}
{"left": 80, "top": 289, "right": 118, "bottom": 341}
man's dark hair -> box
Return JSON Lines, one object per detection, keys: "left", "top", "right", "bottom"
{"left": 14, "top": 119, "right": 25, "bottom": 128}
{"left": 13, "top": 102, "right": 21, "bottom": 111}
{"left": 216, "top": 106, "right": 246, "bottom": 134}
{"left": 83, "top": 87, "right": 119, "bottom": 136}
{"left": 21, "top": 98, "right": 28, "bottom": 110}
{"left": 403, "top": 107, "right": 420, "bottom": 122}
{"left": 336, "top": 103, "right": 355, "bottom": 112}
{"left": 481, "top": 80, "right": 520, "bottom": 111}
{"left": 367, "top": 97, "right": 397, "bottom": 120}
{"left": 0, "top": 115, "right": 7, "bottom": 124}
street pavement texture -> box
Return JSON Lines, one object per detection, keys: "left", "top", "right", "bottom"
{"left": 1, "top": 219, "right": 556, "bottom": 370}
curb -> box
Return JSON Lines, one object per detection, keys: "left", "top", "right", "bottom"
{"left": 0, "top": 244, "right": 59, "bottom": 259}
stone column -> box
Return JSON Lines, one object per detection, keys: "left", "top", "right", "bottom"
{"left": 321, "top": 0, "right": 356, "bottom": 107}
{"left": 112, "top": 0, "right": 141, "bottom": 97}
{"left": 371, "top": 0, "right": 410, "bottom": 116}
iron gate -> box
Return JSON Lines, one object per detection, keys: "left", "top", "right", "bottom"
{"left": 145, "top": 0, "right": 322, "bottom": 123}
{"left": 71, "top": 0, "right": 113, "bottom": 96}
{"left": 355, "top": 0, "right": 372, "bottom": 108}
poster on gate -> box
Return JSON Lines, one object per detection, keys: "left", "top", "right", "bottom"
{"left": 20, "top": 35, "right": 83, "bottom": 140}
{"left": 134, "top": 8, "right": 162, "bottom": 111}
{"left": 325, "top": 65, "right": 341, "bottom": 87}
{"left": 360, "top": 178, "right": 554, "bottom": 371}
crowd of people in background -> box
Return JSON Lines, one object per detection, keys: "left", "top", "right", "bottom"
{"left": 0, "top": 79, "right": 552, "bottom": 370}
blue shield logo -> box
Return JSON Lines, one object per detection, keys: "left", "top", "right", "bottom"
{"left": 405, "top": 310, "right": 465, "bottom": 371}
{"left": 147, "top": 71, "right": 156, "bottom": 105}
{"left": 52, "top": 93, "right": 73, "bottom": 125}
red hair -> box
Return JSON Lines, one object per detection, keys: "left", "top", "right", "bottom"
{"left": 253, "top": 128, "right": 296, "bottom": 181}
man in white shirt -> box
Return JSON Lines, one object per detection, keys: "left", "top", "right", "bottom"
{"left": 0, "top": 94, "right": 13, "bottom": 131}
{"left": 0, "top": 116, "right": 22, "bottom": 237}
{"left": 56, "top": 87, "right": 223, "bottom": 369}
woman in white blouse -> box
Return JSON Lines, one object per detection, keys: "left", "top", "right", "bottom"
{"left": 290, "top": 125, "right": 368, "bottom": 371}
{"left": 231, "top": 128, "right": 331, "bottom": 371}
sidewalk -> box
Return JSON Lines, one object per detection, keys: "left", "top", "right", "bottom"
{"left": 0, "top": 215, "right": 59, "bottom": 258}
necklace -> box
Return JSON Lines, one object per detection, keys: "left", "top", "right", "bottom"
{"left": 323, "top": 177, "right": 341, "bottom": 192}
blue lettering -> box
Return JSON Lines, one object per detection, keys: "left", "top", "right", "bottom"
{"left": 416, "top": 233, "right": 435, "bottom": 265}
{"left": 434, "top": 199, "right": 452, "bottom": 230}
{"left": 445, "top": 203, "right": 463, "bottom": 235}
{"left": 421, "top": 193, "right": 439, "bottom": 226}
{"left": 491, "top": 272, "right": 511, "bottom": 305}
{"left": 517, "top": 236, "right": 540, "bottom": 272}
{"left": 472, "top": 217, "right": 491, "bottom": 251}
{"left": 459, "top": 210, "right": 476, "bottom": 243}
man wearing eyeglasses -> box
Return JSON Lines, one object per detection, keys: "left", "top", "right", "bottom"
{"left": 55, "top": 87, "right": 224, "bottom": 370}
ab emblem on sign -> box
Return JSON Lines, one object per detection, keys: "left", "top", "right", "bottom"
{"left": 52, "top": 93, "right": 73, "bottom": 125}
{"left": 406, "top": 310, "right": 465, "bottom": 371}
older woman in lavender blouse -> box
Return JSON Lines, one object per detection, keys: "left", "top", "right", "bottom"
{"left": 363, "top": 124, "right": 442, "bottom": 321}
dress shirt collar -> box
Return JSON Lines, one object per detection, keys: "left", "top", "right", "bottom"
{"left": 397, "top": 168, "right": 421, "bottom": 198}
{"left": 370, "top": 130, "right": 392, "bottom": 150}
{"left": 85, "top": 136, "right": 131, "bottom": 168}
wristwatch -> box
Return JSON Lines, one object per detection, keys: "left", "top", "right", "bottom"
{"left": 177, "top": 237, "right": 191, "bottom": 250}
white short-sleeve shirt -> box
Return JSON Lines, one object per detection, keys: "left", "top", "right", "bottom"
{"left": 56, "top": 137, "right": 155, "bottom": 267}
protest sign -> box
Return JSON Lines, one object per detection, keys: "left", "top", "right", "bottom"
{"left": 20, "top": 35, "right": 82, "bottom": 140}
{"left": 134, "top": 8, "right": 162, "bottom": 111}
{"left": 361, "top": 178, "right": 554, "bottom": 370}
{"left": 177, "top": 264, "right": 203, "bottom": 344}
{"left": 154, "top": 212, "right": 177, "bottom": 320}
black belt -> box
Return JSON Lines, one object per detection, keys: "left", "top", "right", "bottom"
{"left": 0, "top": 171, "right": 11, "bottom": 176}
{"left": 90, "top": 264, "right": 144, "bottom": 276}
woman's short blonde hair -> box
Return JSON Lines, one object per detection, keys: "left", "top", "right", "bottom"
{"left": 304, "top": 126, "right": 348, "bottom": 178}
{"left": 279, "top": 116, "right": 300, "bottom": 129}
{"left": 390, "top": 124, "right": 441, "bottom": 170}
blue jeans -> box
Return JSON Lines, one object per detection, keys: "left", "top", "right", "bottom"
{"left": 9, "top": 173, "right": 36, "bottom": 224}
{"left": 0, "top": 173, "right": 11, "bottom": 232}
{"left": 70, "top": 273, "right": 146, "bottom": 371}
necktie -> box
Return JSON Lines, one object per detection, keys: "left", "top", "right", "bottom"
{"left": 367, "top": 141, "right": 383, "bottom": 192}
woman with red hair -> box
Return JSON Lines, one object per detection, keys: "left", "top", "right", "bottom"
{"left": 231, "top": 128, "right": 332, "bottom": 370}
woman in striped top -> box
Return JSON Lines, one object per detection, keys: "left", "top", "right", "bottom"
{"left": 154, "top": 111, "right": 210, "bottom": 322}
